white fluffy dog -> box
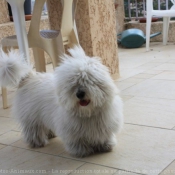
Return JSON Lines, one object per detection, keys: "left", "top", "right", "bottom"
{"left": 0, "top": 46, "right": 123, "bottom": 157}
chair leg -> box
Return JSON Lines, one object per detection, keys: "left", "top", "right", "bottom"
{"left": 163, "top": 17, "right": 170, "bottom": 45}
{"left": 48, "top": 40, "right": 65, "bottom": 69}
{"left": 69, "top": 29, "right": 80, "bottom": 48}
{"left": 146, "top": 14, "right": 152, "bottom": 51}
{"left": 73, "top": 21, "right": 79, "bottom": 44}
{"left": 2, "top": 87, "right": 8, "bottom": 109}
{"left": 32, "top": 48, "right": 46, "bottom": 72}
{"left": 48, "top": 49, "right": 64, "bottom": 69}
{"left": 1, "top": 48, "right": 8, "bottom": 109}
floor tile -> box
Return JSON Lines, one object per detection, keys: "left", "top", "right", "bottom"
{"left": 0, "top": 91, "right": 15, "bottom": 118}
{"left": 135, "top": 62, "right": 163, "bottom": 71}
{"left": 150, "top": 58, "right": 171, "bottom": 63}
{"left": 151, "top": 71, "right": 175, "bottom": 81}
{"left": 0, "top": 146, "right": 41, "bottom": 169}
{"left": 113, "top": 171, "right": 140, "bottom": 175}
{"left": 0, "top": 117, "right": 18, "bottom": 135}
{"left": 150, "top": 56, "right": 173, "bottom": 63}
{"left": 119, "top": 56, "right": 152, "bottom": 70}
{"left": 12, "top": 137, "right": 65, "bottom": 156}
{"left": 0, "top": 144, "right": 6, "bottom": 150}
{"left": 12, "top": 125, "right": 21, "bottom": 132}
{"left": 116, "top": 78, "right": 145, "bottom": 91}
{"left": 14, "top": 154, "right": 84, "bottom": 175}
{"left": 61, "top": 124, "right": 175, "bottom": 175}
{"left": 167, "top": 60, "right": 175, "bottom": 63}
{"left": 117, "top": 77, "right": 145, "bottom": 83}
{"left": 143, "top": 70, "right": 164, "bottom": 75}
{"left": 118, "top": 68, "right": 145, "bottom": 81}
{"left": 0, "top": 94, "right": 13, "bottom": 118}
{"left": 131, "top": 73, "right": 156, "bottom": 79}
{"left": 122, "top": 79, "right": 175, "bottom": 99}
{"left": 69, "top": 163, "right": 117, "bottom": 175}
{"left": 0, "top": 107, "right": 11, "bottom": 118}
{"left": 116, "top": 82, "right": 136, "bottom": 91}
{"left": 159, "top": 160, "right": 175, "bottom": 175}
{"left": 0, "top": 146, "right": 84, "bottom": 175}
{"left": 120, "top": 95, "right": 133, "bottom": 102}
{"left": 153, "top": 63, "right": 175, "bottom": 71}
{"left": 124, "top": 97, "right": 175, "bottom": 129}
{"left": 0, "top": 131, "right": 21, "bottom": 145}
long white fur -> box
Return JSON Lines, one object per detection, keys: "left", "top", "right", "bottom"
{"left": 0, "top": 46, "right": 123, "bottom": 157}
{"left": 0, "top": 49, "right": 32, "bottom": 87}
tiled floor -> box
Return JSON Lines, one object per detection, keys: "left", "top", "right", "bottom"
{"left": 0, "top": 42, "right": 175, "bottom": 175}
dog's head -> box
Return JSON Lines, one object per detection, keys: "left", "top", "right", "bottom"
{"left": 55, "top": 46, "right": 118, "bottom": 117}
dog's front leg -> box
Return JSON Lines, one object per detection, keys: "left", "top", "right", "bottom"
{"left": 22, "top": 122, "right": 49, "bottom": 148}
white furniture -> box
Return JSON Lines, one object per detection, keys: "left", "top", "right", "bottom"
{"left": 1, "top": 0, "right": 79, "bottom": 109}
{"left": 1, "top": 0, "right": 29, "bottom": 109}
{"left": 6, "top": 0, "right": 30, "bottom": 62}
{"left": 146, "top": 0, "right": 175, "bottom": 51}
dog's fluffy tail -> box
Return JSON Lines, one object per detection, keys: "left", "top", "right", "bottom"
{"left": 0, "top": 49, "right": 32, "bottom": 87}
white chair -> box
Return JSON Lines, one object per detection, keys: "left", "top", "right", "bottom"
{"left": 1, "top": 0, "right": 79, "bottom": 109}
{"left": 6, "top": 0, "right": 30, "bottom": 62}
{"left": 146, "top": 0, "right": 175, "bottom": 51}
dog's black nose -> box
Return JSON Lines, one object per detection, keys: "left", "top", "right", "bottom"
{"left": 76, "top": 90, "right": 85, "bottom": 99}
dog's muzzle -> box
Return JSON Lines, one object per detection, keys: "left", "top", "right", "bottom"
{"left": 76, "top": 90, "right": 85, "bottom": 99}
{"left": 76, "top": 90, "right": 90, "bottom": 106}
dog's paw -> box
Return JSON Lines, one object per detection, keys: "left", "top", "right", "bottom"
{"left": 70, "top": 149, "right": 94, "bottom": 158}
{"left": 29, "top": 142, "right": 45, "bottom": 148}
{"left": 66, "top": 142, "right": 94, "bottom": 158}
{"left": 29, "top": 140, "right": 48, "bottom": 148}
{"left": 47, "top": 130, "right": 56, "bottom": 139}
{"left": 26, "top": 138, "right": 48, "bottom": 148}
{"left": 95, "top": 143, "right": 113, "bottom": 153}
{"left": 102, "top": 144, "right": 113, "bottom": 152}
{"left": 71, "top": 151, "right": 91, "bottom": 158}
{"left": 93, "top": 136, "right": 117, "bottom": 153}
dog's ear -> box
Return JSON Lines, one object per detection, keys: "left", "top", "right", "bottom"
{"left": 68, "top": 45, "right": 86, "bottom": 59}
